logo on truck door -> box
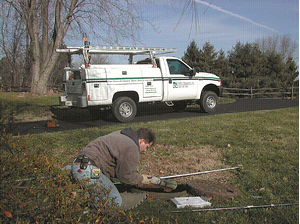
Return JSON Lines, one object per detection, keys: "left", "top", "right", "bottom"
{"left": 173, "top": 81, "right": 195, "bottom": 88}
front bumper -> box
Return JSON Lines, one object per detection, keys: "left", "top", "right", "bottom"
{"left": 218, "top": 86, "right": 223, "bottom": 97}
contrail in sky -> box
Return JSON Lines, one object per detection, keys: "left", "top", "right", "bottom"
{"left": 195, "top": 0, "right": 278, "bottom": 32}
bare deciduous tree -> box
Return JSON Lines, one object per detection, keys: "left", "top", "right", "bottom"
{"left": 3, "top": 0, "right": 152, "bottom": 95}
{"left": 256, "top": 34, "right": 298, "bottom": 62}
{"left": 0, "top": 4, "right": 27, "bottom": 90}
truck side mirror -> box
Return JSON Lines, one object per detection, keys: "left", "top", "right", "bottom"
{"left": 190, "top": 68, "right": 196, "bottom": 76}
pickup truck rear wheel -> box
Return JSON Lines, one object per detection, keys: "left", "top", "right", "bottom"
{"left": 200, "top": 91, "right": 218, "bottom": 113}
{"left": 112, "top": 97, "right": 137, "bottom": 123}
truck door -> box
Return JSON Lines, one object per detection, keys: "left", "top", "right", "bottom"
{"left": 142, "top": 60, "right": 163, "bottom": 100}
{"left": 164, "top": 58, "right": 198, "bottom": 101}
{"left": 62, "top": 68, "right": 87, "bottom": 107}
{"left": 65, "top": 69, "right": 83, "bottom": 95}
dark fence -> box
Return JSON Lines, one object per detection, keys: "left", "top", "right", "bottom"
{"left": 223, "top": 86, "right": 299, "bottom": 99}
{"left": 0, "top": 85, "right": 62, "bottom": 93}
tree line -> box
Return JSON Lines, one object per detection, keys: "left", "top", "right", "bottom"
{"left": 182, "top": 35, "right": 298, "bottom": 89}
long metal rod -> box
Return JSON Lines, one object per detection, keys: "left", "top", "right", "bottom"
{"left": 162, "top": 202, "right": 299, "bottom": 213}
{"left": 160, "top": 165, "right": 243, "bottom": 179}
{"left": 13, "top": 166, "right": 242, "bottom": 184}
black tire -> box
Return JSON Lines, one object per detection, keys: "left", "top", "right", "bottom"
{"left": 112, "top": 97, "right": 137, "bottom": 123}
{"left": 88, "top": 107, "right": 110, "bottom": 120}
{"left": 200, "top": 91, "right": 218, "bottom": 113}
{"left": 172, "top": 101, "right": 187, "bottom": 111}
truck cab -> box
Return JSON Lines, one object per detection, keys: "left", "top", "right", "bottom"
{"left": 137, "top": 56, "right": 222, "bottom": 106}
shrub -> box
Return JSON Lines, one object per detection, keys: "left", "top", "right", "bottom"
{"left": 0, "top": 134, "right": 127, "bottom": 223}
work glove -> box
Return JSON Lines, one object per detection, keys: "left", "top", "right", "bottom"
{"left": 141, "top": 174, "right": 177, "bottom": 190}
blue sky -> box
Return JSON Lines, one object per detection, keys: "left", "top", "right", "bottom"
{"left": 138, "top": 0, "right": 299, "bottom": 59}
{"left": 69, "top": 0, "right": 299, "bottom": 63}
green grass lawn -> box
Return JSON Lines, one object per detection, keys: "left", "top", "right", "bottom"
{"left": 0, "top": 92, "right": 59, "bottom": 123}
{"left": 0, "top": 93, "right": 298, "bottom": 223}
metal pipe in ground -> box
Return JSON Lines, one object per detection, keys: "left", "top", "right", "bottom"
{"left": 161, "top": 202, "right": 299, "bottom": 213}
{"left": 160, "top": 165, "right": 243, "bottom": 180}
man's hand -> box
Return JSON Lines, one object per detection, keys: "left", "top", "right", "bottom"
{"left": 141, "top": 174, "right": 177, "bottom": 190}
{"left": 150, "top": 176, "right": 177, "bottom": 190}
{"left": 141, "top": 174, "right": 152, "bottom": 184}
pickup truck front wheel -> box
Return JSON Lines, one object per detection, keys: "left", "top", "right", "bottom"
{"left": 200, "top": 91, "right": 218, "bottom": 113}
{"left": 112, "top": 97, "right": 137, "bottom": 123}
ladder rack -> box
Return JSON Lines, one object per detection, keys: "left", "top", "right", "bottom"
{"left": 56, "top": 45, "right": 176, "bottom": 68}
{"left": 56, "top": 46, "right": 176, "bottom": 55}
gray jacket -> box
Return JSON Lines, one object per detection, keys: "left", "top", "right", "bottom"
{"left": 78, "top": 128, "right": 143, "bottom": 185}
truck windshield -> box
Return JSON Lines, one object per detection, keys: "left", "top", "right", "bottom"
{"left": 167, "top": 59, "right": 190, "bottom": 75}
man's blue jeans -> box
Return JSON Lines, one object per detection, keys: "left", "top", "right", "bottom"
{"left": 71, "top": 159, "right": 122, "bottom": 207}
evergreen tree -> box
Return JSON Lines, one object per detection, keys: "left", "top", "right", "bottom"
{"left": 215, "top": 49, "right": 232, "bottom": 87}
{"left": 285, "top": 57, "right": 299, "bottom": 87}
{"left": 182, "top": 40, "right": 201, "bottom": 72}
{"left": 199, "top": 42, "right": 218, "bottom": 73}
{"left": 228, "top": 42, "right": 266, "bottom": 88}
{"left": 263, "top": 51, "right": 284, "bottom": 88}
{"left": 263, "top": 51, "right": 298, "bottom": 89}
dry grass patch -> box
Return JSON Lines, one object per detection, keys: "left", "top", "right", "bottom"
{"left": 14, "top": 112, "right": 53, "bottom": 123}
{"left": 139, "top": 144, "right": 234, "bottom": 184}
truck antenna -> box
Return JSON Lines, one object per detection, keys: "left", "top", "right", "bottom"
{"left": 82, "top": 33, "right": 90, "bottom": 68}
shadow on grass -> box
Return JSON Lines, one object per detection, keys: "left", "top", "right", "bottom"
{"left": 50, "top": 103, "right": 203, "bottom": 123}
{"left": 50, "top": 106, "right": 94, "bottom": 122}
{"left": 6, "top": 103, "right": 204, "bottom": 136}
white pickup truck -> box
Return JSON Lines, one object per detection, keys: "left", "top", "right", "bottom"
{"left": 57, "top": 46, "right": 223, "bottom": 122}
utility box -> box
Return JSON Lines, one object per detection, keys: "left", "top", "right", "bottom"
{"left": 171, "top": 197, "right": 211, "bottom": 209}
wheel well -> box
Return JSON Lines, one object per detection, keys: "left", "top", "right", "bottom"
{"left": 201, "top": 84, "right": 219, "bottom": 96}
{"left": 113, "top": 91, "right": 139, "bottom": 103}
